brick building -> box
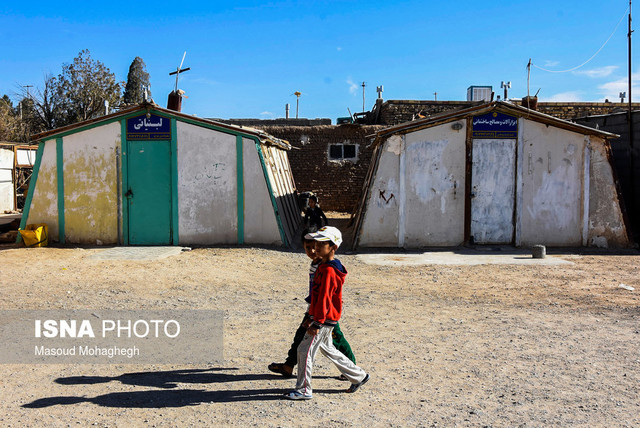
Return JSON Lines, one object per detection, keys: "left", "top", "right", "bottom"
{"left": 218, "top": 99, "right": 640, "bottom": 216}
{"left": 364, "top": 99, "right": 640, "bottom": 124}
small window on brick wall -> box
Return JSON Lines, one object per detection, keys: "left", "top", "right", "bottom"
{"left": 328, "top": 143, "right": 358, "bottom": 162}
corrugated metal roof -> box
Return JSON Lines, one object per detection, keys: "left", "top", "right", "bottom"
{"left": 29, "top": 102, "right": 291, "bottom": 150}
{"left": 374, "top": 101, "right": 619, "bottom": 143}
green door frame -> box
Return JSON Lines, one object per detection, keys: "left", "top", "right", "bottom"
{"left": 120, "top": 116, "right": 179, "bottom": 245}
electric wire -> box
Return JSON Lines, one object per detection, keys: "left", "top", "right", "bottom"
{"left": 533, "top": 6, "right": 629, "bottom": 73}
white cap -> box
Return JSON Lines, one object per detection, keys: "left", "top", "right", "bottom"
{"left": 305, "top": 226, "right": 343, "bottom": 248}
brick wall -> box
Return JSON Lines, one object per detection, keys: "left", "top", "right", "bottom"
{"left": 374, "top": 100, "right": 640, "bottom": 124}
{"left": 376, "top": 100, "right": 481, "bottom": 124}
{"left": 522, "top": 102, "right": 640, "bottom": 120}
{"left": 256, "top": 124, "right": 383, "bottom": 212}
{"left": 213, "top": 118, "right": 331, "bottom": 126}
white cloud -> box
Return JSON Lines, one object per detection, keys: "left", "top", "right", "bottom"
{"left": 260, "top": 111, "right": 274, "bottom": 117}
{"left": 542, "top": 91, "right": 584, "bottom": 102}
{"left": 544, "top": 60, "right": 560, "bottom": 67}
{"left": 337, "top": 47, "right": 342, "bottom": 51}
{"left": 346, "top": 78, "right": 358, "bottom": 95}
{"left": 598, "top": 73, "right": 640, "bottom": 101}
{"left": 573, "top": 65, "right": 618, "bottom": 78}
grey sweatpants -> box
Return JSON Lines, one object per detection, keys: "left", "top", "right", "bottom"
{"left": 295, "top": 325, "right": 366, "bottom": 396}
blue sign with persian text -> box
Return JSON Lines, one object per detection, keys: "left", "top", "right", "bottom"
{"left": 126, "top": 114, "right": 171, "bottom": 140}
{"left": 472, "top": 112, "right": 518, "bottom": 139}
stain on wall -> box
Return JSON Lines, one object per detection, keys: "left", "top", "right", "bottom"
{"left": 63, "top": 125, "right": 119, "bottom": 244}
{"left": 588, "top": 139, "right": 629, "bottom": 247}
{"left": 26, "top": 140, "right": 58, "bottom": 241}
{"left": 359, "top": 142, "right": 400, "bottom": 246}
{"left": 520, "top": 121, "right": 584, "bottom": 246}
{"left": 470, "top": 139, "right": 516, "bottom": 244}
{"left": 404, "top": 125, "right": 466, "bottom": 246}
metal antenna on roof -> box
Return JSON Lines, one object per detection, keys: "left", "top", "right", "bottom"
{"left": 292, "top": 91, "right": 302, "bottom": 118}
{"left": 169, "top": 51, "right": 191, "bottom": 92}
{"left": 501, "top": 81, "right": 511, "bottom": 100}
{"left": 361, "top": 82, "right": 366, "bottom": 113}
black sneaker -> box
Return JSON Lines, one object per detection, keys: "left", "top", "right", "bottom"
{"left": 346, "top": 373, "right": 370, "bottom": 393}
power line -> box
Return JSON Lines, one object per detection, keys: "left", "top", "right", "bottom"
{"left": 532, "top": 6, "right": 629, "bottom": 73}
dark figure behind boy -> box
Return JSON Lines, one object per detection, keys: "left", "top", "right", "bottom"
{"left": 304, "top": 195, "right": 328, "bottom": 232}
{"left": 268, "top": 230, "right": 356, "bottom": 378}
{"left": 284, "top": 226, "right": 369, "bottom": 400}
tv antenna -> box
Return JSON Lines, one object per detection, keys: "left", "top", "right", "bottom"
{"left": 501, "top": 81, "right": 511, "bottom": 100}
{"left": 169, "top": 51, "right": 191, "bottom": 92}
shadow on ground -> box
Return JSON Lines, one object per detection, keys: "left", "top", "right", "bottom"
{"left": 22, "top": 367, "right": 346, "bottom": 408}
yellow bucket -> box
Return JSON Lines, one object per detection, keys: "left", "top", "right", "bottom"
{"left": 19, "top": 224, "right": 49, "bottom": 247}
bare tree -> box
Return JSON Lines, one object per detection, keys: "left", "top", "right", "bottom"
{"left": 54, "top": 49, "right": 122, "bottom": 126}
{"left": 0, "top": 95, "right": 21, "bottom": 141}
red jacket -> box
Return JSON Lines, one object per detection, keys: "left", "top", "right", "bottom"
{"left": 309, "top": 259, "right": 347, "bottom": 327}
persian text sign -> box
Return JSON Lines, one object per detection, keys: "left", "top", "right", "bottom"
{"left": 126, "top": 114, "right": 171, "bottom": 140}
{"left": 472, "top": 112, "right": 518, "bottom": 139}
{"left": 0, "top": 310, "right": 223, "bottom": 364}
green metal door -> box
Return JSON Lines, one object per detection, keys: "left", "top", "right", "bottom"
{"left": 126, "top": 140, "right": 172, "bottom": 245}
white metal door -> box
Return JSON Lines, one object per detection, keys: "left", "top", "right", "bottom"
{"left": 470, "top": 139, "right": 516, "bottom": 244}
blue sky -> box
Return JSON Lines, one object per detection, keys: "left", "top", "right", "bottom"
{"left": 1, "top": 1, "right": 637, "bottom": 122}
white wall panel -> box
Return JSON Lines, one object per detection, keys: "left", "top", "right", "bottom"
{"left": 519, "top": 120, "right": 584, "bottom": 246}
{"left": 358, "top": 135, "right": 401, "bottom": 246}
{"left": 243, "top": 138, "right": 281, "bottom": 244}
{"left": 404, "top": 124, "right": 466, "bottom": 246}
{"left": 177, "top": 122, "right": 237, "bottom": 244}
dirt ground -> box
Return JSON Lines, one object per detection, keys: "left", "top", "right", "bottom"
{"left": 0, "top": 222, "right": 638, "bottom": 426}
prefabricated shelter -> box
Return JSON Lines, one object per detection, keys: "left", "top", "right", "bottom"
{"left": 0, "top": 145, "right": 13, "bottom": 211}
{"left": 352, "top": 101, "right": 630, "bottom": 248}
{"left": 21, "top": 103, "right": 300, "bottom": 246}
{"left": 576, "top": 110, "right": 640, "bottom": 243}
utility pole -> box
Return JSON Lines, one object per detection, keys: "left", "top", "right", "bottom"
{"left": 629, "top": 0, "right": 637, "bottom": 234}
{"left": 434, "top": 92, "right": 438, "bottom": 101}
{"left": 629, "top": 0, "right": 634, "bottom": 150}
{"left": 21, "top": 85, "right": 33, "bottom": 121}
{"left": 23, "top": 85, "right": 33, "bottom": 99}
{"left": 361, "top": 82, "right": 366, "bottom": 113}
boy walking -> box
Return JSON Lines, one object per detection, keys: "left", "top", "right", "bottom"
{"left": 285, "top": 226, "right": 369, "bottom": 400}
{"left": 268, "top": 230, "right": 356, "bottom": 378}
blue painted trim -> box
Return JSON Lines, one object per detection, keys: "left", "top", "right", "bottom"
{"left": 17, "top": 143, "right": 45, "bottom": 243}
{"left": 236, "top": 135, "right": 245, "bottom": 244}
{"left": 56, "top": 137, "right": 65, "bottom": 244}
